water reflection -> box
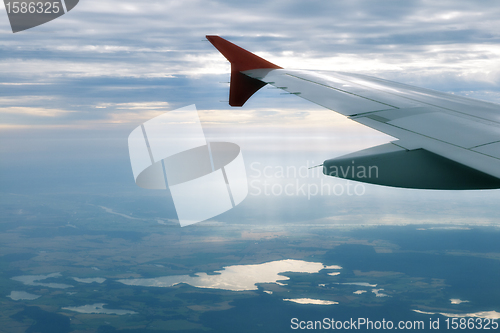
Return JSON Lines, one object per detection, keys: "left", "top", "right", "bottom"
{"left": 413, "top": 310, "right": 500, "bottom": 319}
{"left": 338, "top": 282, "right": 377, "bottom": 287}
{"left": 450, "top": 298, "right": 469, "bottom": 304}
{"left": 72, "top": 277, "right": 106, "bottom": 284}
{"left": 284, "top": 298, "right": 338, "bottom": 305}
{"left": 7, "top": 291, "right": 40, "bottom": 301}
{"left": 62, "top": 303, "right": 137, "bottom": 315}
{"left": 118, "top": 259, "right": 325, "bottom": 291}
{"left": 372, "top": 288, "right": 388, "bottom": 297}
{"left": 11, "top": 273, "right": 73, "bottom": 289}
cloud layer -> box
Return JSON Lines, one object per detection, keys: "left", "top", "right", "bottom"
{"left": 1, "top": 0, "right": 499, "bottom": 129}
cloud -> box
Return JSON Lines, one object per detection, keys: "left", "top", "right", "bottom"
{"left": 2, "top": 1, "right": 500, "bottom": 78}
{"left": 1, "top": 0, "right": 500, "bottom": 222}
{"left": 0, "top": 106, "right": 73, "bottom": 117}
{"left": 1, "top": 0, "right": 499, "bottom": 131}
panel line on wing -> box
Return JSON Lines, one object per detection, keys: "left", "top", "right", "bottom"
{"left": 468, "top": 140, "right": 500, "bottom": 149}
{"left": 285, "top": 73, "right": 400, "bottom": 109}
{"left": 294, "top": 69, "right": 500, "bottom": 125}
{"left": 336, "top": 75, "right": 500, "bottom": 126}
{"left": 355, "top": 117, "right": 500, "bottom": 162}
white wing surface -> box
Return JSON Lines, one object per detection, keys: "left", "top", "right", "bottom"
{"left": 207, "top": 35, "right": 500, "bottom": 189}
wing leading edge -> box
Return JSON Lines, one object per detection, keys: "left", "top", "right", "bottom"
{"left": 206, "top": 35, "right": 500, "bottom": 190}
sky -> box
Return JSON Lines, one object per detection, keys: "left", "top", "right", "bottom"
{"left": 1, "top": 0, "right": 500, "bottom": 225}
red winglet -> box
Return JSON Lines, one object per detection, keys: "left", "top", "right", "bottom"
{"left": 206, "top": 35, "right": 282, "bottom": 107}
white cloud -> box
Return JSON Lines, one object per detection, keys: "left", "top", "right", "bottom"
{"left": 0, "top": 107, "right": 73, "bottom": 117}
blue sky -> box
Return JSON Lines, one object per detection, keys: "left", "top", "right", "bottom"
{"left": 1, "top": 0, "right": 500, "bottom": 225}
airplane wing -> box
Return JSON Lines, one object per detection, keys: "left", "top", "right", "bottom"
{"left": 206, "top": 35, "right": 500, "bottom": 190}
